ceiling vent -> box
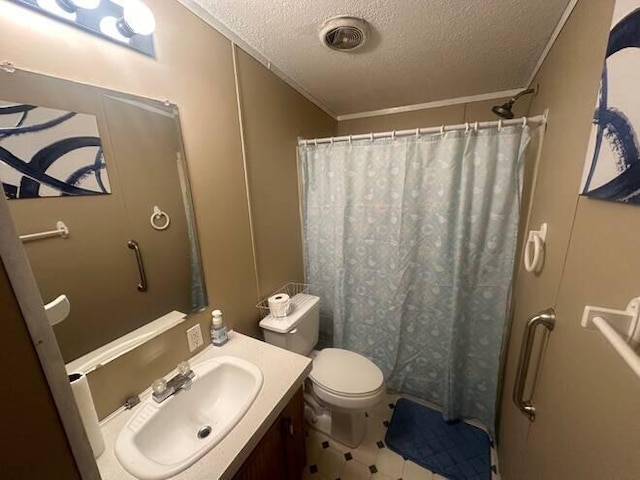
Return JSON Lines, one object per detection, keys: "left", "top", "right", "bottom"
{"left": 320, "top": 16, "right": 370, "bottom": 52}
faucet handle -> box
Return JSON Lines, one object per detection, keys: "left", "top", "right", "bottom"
{"left": 177, "top": 361, "right": 191, "bottom": 376}
{"left": 152, "top": 378, "right": 168, "bottom": 395}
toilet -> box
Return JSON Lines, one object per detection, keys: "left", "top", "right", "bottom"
{"left": 259, "top": 293, "right": 385, "bottom": 447}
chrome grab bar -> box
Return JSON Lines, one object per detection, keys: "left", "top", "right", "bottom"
{"left": 127, "top": 240, "right": 148, "bottom": 292}
{"left": 512, "top": 308, "right": 555, "bottom": 421}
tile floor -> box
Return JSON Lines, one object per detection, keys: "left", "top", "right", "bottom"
{"left": 303, "top": 392, "right": 498, "bottom": 480}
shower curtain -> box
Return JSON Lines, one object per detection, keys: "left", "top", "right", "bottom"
{"left": 299, "top": 125, "right": 531, "bottom": 429}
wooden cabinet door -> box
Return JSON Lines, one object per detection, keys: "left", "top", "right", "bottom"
{"left": 281, "top": 388, "right": 306, "bottom": 480}
{"left": 232, "top": 413, "right": 287, "bottom": 480}
{"left": 233, "top": 387, "right": 305, "bottom": 480}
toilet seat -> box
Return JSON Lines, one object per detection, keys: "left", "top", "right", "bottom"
{"left": 309, "top": 348, "right": 385, "bottom": 411}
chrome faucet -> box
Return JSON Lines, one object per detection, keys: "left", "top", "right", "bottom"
{"left": 151, "top": 361, "right": 195, "bottom": 403}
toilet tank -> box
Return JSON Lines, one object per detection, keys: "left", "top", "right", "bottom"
{"left": 259, "top": 294, "right": 320, "bottom": 355}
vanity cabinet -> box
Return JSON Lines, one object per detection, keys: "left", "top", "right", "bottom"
{"left": 233, "top": 387, "right": 306, "bottom": 480}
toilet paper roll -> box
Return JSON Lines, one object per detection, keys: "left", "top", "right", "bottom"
{"left": 69, "top": 372, "right": 105, "bottom": 458}
{"left": 268, "top": 293, "right": 291, "bottom": 317}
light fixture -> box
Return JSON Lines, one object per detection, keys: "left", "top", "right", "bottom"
{"left": 117, "top": 0, "right": 156, "bottom": 37}
{"left": 55, "top": 0, "right": 100, "bottom": 12}
{"left": 11, "top": 0, "right": 156, "bottom": 57}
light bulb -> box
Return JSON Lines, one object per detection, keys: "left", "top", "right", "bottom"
{"left": 117, "top": 0, "right": 156, "bottom": 37}
{"left": 100, "top": 16, "right": 130, "bottom": 43}
{"left": 37, "top": 0, "right": 76, "bottom": 19}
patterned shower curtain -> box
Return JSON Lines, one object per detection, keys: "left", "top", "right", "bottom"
{"left": 299, "top": 125, "right": 531, "bottom": 429}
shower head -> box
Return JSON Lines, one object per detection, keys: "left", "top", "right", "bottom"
{"left": 491, "top": 87, "right": 537, "bottom": 119}
{"left": 492, "top": 101, "right": 516, "bottom": 119}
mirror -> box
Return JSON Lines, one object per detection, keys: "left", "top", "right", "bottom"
{"left": 0, "top": 69, "right": 207, "bottom": 367}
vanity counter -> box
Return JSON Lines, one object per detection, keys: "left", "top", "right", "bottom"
{"left": 96, "top": 331, "right": 312, "bottom": 480}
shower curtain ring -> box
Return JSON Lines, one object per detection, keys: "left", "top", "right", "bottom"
{"left": 498, "top": 119, "right": 503, "bottom": 132}
{"left": 465, "top": 123, "right": 470, "bottom": 134}
{"left": 392, "top": 130, "right": 396, "bottom": 140}
{"left": 440, "top": 125, "right": 445, "bottom": 136}
{"left": 474, "top": 121, "right": 479, "bottom": 133}
{"left": 370, "top": 132, "right": 374, "bottom": 142}
{"left": 349, "top": 135, "right": 352, "bottom": 145}
{"left": 415, "top": 128, "right": 420, "bottom": 139}
{"left": 523, "top": 117, "right": 528, "bottom": 128}
{"left": 314, "top": 139, "right": 318, "bottom": 147}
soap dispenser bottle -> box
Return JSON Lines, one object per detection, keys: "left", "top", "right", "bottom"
{"left": 210, "top": 309, "right": 228, "bottom": 346}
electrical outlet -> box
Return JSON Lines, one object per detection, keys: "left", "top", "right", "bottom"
{"left": 186, "top": 324, "right": 204, "bottom": 352}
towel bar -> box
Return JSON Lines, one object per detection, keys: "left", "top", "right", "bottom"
{"left": 582, "top": 298, "right": 640, "bottom": 379}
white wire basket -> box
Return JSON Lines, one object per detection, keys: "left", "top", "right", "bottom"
{"left": 256, "top": 282, "right": 310, "bottom": 319}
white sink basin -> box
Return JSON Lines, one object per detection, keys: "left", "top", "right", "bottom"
{"left": 115, "top": 356, "right": 263, "bottom": 479}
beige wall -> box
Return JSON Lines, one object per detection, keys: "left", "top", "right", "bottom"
{"left": 2, "top": 0, "right": 257, "bottom": 326}
{"left": 0, "top": 0, "right": 334, "bottom": 419}
{"left": 0, "top": 262, "right": 81, "bottom": 479}
{"left": 499, "top": 1, "right": 640, "bottom": 479}
{"left": 10, "top": 7, "right": 638, "bottom": 480}
{"left": 235, "top": 48, "right": 336, "bottom": 305}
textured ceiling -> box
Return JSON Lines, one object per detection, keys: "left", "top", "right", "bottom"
{"left": 181, "top": 0, "right": 571, "bottom": 117}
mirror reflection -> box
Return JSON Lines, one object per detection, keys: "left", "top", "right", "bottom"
{"left": 0, "top": 69, "right": 207, "bottom": 365}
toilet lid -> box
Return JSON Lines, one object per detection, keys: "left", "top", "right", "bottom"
{"left": 310, "top": 348, "right": 384, "bottom": 396}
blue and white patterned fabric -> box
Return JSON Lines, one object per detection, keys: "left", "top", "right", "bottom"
{"left": 299, "top": 126, "right": 531, "bottom": 430}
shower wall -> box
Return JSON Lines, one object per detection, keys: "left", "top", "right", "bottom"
{"left": 500, "top": 0, "right": 640, "bottom": 479}
{"left": 339, "top": 2, "right": 640, "bottom": 478}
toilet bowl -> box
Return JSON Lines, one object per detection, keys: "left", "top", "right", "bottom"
{"left": 259, "top": 294, "right": 385, "bottom": 447}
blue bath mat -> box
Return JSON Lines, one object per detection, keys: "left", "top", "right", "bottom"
{"left": 385, "top": 398, "right": 491, "bottom": 480}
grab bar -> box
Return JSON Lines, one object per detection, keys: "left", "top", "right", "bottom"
{"left": 513, "top": 308, "right": 555, "bottom": 421}
{"left": 127, "top": 240, "right": 148, "bottom": 292}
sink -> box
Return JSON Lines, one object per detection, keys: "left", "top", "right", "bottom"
{"left": 115, "top": 356, "right": 263, "bottom": 479}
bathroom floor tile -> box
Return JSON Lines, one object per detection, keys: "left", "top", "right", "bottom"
{"left": 350, "top": 436, "right": 378, "bottom": 466}
{"left": 340, "top": 459, "right": 372, "bottom": 480}
{"left": 328, "top": 437, "right": 352, "bottom": 455}
{"left": 364, "top": 427, "right": 386, "bottom": 448}
{"left": 306, "top": 434, "right": 324, "bottom": 466}
{"left": 370, "top": 474, "right": 394, "bottom": 480}
{"left": 302, "top": 466, "right": 328, "bottom": 480}
{"left": 304, "top": 392, "right": 500, "bottom": 480}
{"left": 317, "top": 447, "right": 346, "bottom": 479}
{"left": 375, "top": 448, "right": 405, "bottom": 478}
{"left": 403, "top": 460, "right": 434, "bottom": 480}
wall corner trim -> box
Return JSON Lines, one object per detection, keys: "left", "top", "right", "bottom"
{"left": 526, "top": 0, "right": 580, "bottom": 87}
{"left": 176, "top": 0, "right": 338, "bottom": 120}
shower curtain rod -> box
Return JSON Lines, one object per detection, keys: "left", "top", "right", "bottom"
{"left": 298, "top": 111, "right": 548, "bottom": 146}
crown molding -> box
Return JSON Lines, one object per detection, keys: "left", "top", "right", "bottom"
{"left": 177, "top": 0, "right": 338, "bottom": 119}
{"left": 526, "top": 0, "right": 579, "bottom": 86}
{"left": 336, "top": 89, "right": 523, "bottom": 121}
